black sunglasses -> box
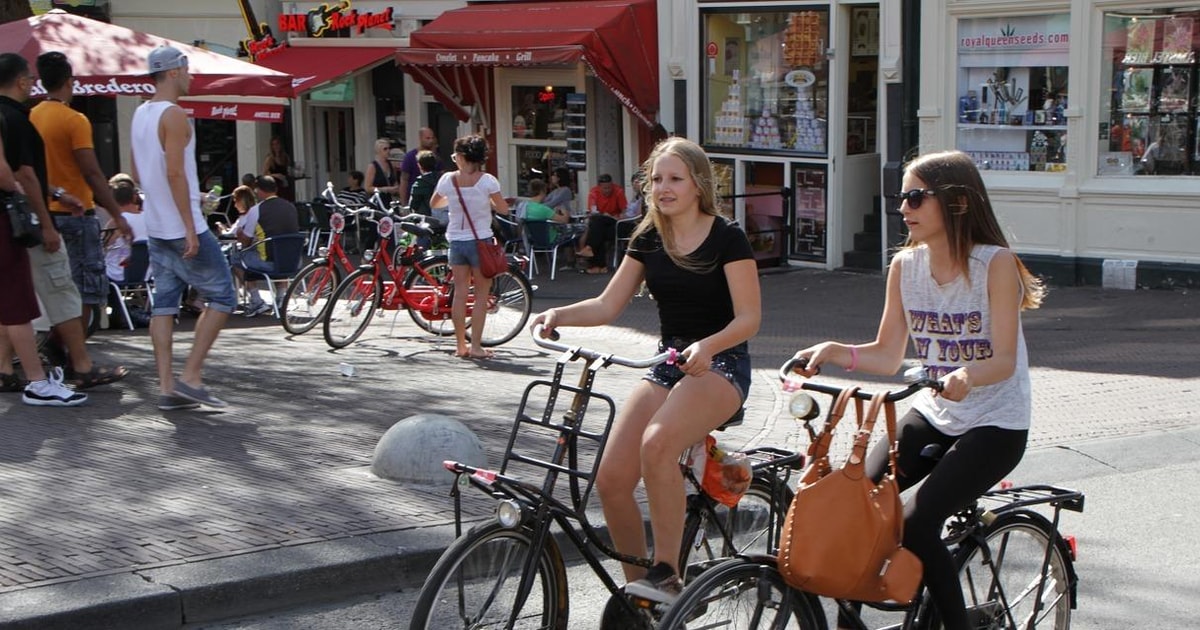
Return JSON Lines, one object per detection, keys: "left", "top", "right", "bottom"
{"left": 894, "top": 188, "right": 937, "bottom": 209}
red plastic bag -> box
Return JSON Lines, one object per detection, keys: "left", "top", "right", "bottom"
{"left": 699, "top": 436, "right": 752, "bottom": 507}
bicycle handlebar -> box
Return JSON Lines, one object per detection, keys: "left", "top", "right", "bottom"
{"left": 778, "top": 357, "right": 944, "bottom": 402}
{"left": 531, "top": 325, "right": 676, "bottom": 369}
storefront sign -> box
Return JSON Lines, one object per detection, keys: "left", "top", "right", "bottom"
{"left": 957, "top": 15, "right": 1069, "bottom": 54}
{"left": 179, "top": 101, "right": 285, "bottom": 122}
{"left": 278, "top": 1, "right": 395, "bottom": 37}
{"left": 31, "top": 77, "right": 157, "bottom": 98}
{"left": 238, "top": 0, "right": 286, "bottom": 61}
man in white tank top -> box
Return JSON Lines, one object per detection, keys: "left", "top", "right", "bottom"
{"left": 130, "top": 46, "right": 236, "bottom": 411}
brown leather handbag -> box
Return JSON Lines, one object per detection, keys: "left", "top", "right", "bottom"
{"left": 776, "top": 389, "right": 923, "bottom": 603}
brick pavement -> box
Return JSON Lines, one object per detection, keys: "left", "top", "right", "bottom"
{"left": 0, "top": 267, "right": 1195, "bottom": 620}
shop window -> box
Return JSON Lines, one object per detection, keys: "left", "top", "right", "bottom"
{"left": 702, "top": 9, "right": 830, "bottom": 155}
{"left": 955, "top": 14, "right": 1070, "bottom": 172}
{"left": 1100, "top": 10, "right": 1200, "bottom": 176}
{"left": 374, "top": 64, "right": 405, "bottom": 148}
{"left": 511, "top": 85, "right": 575, "bottom": 140}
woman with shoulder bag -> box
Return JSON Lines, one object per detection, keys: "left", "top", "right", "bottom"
{"left": 789, "top": 150, "right": 1044, "bottom": 630}
{"left": 430, "top": 135, "right": 511, "bottom": 360}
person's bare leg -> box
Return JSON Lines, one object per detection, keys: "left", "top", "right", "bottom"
{"left": 150, "top": 315, "right": 176, "bottom": 395}
{"left": 53, "top": 316, "right": 94, "bottom": 374}
{"left": 641, "top": 374, "right": 740, "bottom": 573}
{"left": 178, "top": 308, "right": 229, "bottom": 388}
{"left": 467, "top": 275, "right": 492, "bottom": 357}
{"left": 450, "top": 264, "right": 471, "bottom": 357}
{"left": 596, "top": 381, "right": 667, "bottom": 581}
{"left": 1, "top": 324, "right": 48, "bottom": 382}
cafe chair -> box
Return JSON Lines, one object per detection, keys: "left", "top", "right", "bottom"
{"left": 237, "top": 232, "right": 307, "bottom": 319}
{"left": 522, "top": 219, "right": 576, "bottom": 280}
{"left": 108, "top": 241, "right": 154, "bottom": 331}
{"left": 612, "top": 215, "right": 641, "bottom": 268}
{"left": 493, "top": 214, "right": 525, "bottom": 255}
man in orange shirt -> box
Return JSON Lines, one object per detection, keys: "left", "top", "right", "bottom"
{"left": 580, "top": 173, "right": 628, "bottom": 274}
{"left": 28, "top": 51, "right": 128, "bottom": 387}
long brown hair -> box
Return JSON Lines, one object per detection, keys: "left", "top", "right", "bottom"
{"left": 903, "top": 150, "right": 1044, "bottom": 309}
{"left": 628, "top": 137, "right": 722, "bottom": 273}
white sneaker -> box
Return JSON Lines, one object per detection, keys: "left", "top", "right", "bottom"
{"left": 244, "top": 302, "right": 273, "bottom": 318}
{"left": 23, "top": 367, "right": 88, "bottom": 407}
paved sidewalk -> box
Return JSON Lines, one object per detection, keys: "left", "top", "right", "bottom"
{"left": 0, "top": 267, "right": 1196, "bottom": 628}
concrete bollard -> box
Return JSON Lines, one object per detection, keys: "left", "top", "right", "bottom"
{"left": 371, "top": 414, "right": 486, "bottom": 484}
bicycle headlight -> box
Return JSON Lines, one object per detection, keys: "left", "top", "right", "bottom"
{"left": 362, "top": 249, "right": 376, "bottom": 263}
{"left": 317, "top": 247, "right": 329, "bottom": 258}
{"left": 788, "top": 392, "right": 820, "bottom": 421}
{"left": 496, "top": 499, "right": 525, "bottom": 529}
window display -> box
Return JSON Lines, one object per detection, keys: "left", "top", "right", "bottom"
{"left": 511, "top": 85, "right": 575, "bottom": 140}
{"left": 955, "top": 14, "right": 1070, "bottom": 172}
{"left": 702, "top": 10, "right": 830, "bottom": 155}
{"left": 1101, "top": 10, "right": 1200, "bottom": 176}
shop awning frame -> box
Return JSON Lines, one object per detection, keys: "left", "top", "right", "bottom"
{"left": 395, "top": 0, "right": 658, "bottom": 128}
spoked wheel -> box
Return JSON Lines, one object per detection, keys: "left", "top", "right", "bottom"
{"left": 322, "top": 268, "right": 381, "bottom": 349}
{"left": 467, "top": 267, "right": 533, "bottom": 347}
{"left": 408, "top": 522, "right": 569, "bottom": 630}
{"left": 281, "top": 262, "right": 343, "bottom": 335}
{"left": 657, "top": 557, "right": 824, "bottom": 630}
{"left": 679, "top": 474, "right": 794, "bottom": 580}
{"left": 403, "top": 255, "right": 454, "bottom": 336}
{"left": 954, "top": 512, "right": 1073, "bottom": 630}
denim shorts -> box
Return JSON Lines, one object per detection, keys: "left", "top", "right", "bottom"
{"left": 149, "top": 230, "right": 237, "bottom": 316}
{"left": 238, "top": 250, "right": 276, "bottom": 275}
{"left": 53, "top": 214, "right": 106, "bottom": 304}
{"left": 448, "top": 239, "right": 482, "bottom": 268}
{"left": 643, "top": 338, "right": 751, "bottom": 403}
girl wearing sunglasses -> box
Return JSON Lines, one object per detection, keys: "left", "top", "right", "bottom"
{"left": 788, "top": 150, "right": 1044, "bottom": 630}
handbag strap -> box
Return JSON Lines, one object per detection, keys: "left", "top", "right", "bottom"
{"left": 848, "top": 392, "right": 900, "bottom": 474}
{"left": 452, "top": 175, "right": 483, "bottom": 240}
{"left": 806, "top": 386, "right": 862, "bottom": 462}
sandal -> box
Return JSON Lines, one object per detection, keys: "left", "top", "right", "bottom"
{"left": 66, "top": 365, "right": 129, "bottom": 390}
{"left": 583, "top": 267, "right": 609, "bottom": 275}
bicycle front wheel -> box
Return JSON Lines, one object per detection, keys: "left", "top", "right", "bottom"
{"left": 281, "top": 262, "right": 342, "bottom": 335}
{"left": 409, "top": 522, "right": 569, "bottom": 630}
{"left": 954, "top": 511, "right": 1073, "bottom": 630}
{"left": 322, "top": 268, "right": 381, "bottom": 349}
{"left": 403, "top": 255, "right": 455, "bottom": 336}
{"left": 680, "top": 474, "right": 794, "bottom": 578}
{"left": 467, "top": 268, "right": 533, "bottom": 347}
{"left": 658, "top": 557, "right": 825, "bottom": 630}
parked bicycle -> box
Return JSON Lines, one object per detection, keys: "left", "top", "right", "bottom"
{"left": 321, "top": 205, "right": 532, "bottom": 349}
{"left": 657, "top": 360, "right": 1085, "bottom": 630}
{"left": 279, "top": 183, "right": 367, "bottom": 335}
{"left": 408, "top": 327, "right": 805, "bottom": 629}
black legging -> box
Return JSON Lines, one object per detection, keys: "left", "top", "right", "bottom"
{"left": 837, "top": 409, "right": 1027, "bottom": 630}
{"left": 585, "top": 214, "right": 617, "bottom": 268}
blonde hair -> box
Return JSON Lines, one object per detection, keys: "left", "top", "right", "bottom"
{"left": 903, "top": 150, "right": 1045, "bottom": 309}
{"left": 374, "top": 138, "right": 391, "bottom": 153}
{"left": 628, "top": 137, "right": 722, "bottom": 274}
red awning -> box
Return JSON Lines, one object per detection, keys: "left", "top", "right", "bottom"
{"left": 179, "top": 100, "right": 285, "bottom": 122}
{"left": 0, "top": 10, "right": 292, "bottom": 99}
{"left": 395, "top": 0, "right": 658, "bottom": 127}
{"left": 257, "top": 45, "right": 396, "bottom": 95}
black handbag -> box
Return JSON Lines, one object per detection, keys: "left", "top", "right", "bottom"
{"left": 3, "top": 191, "right": 43, "bottom": 248}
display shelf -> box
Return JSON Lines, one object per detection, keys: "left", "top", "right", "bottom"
{"left": 958, "top": 123, "right": 1068, "bottom": 132}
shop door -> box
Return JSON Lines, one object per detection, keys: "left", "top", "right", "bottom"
{"left": 312, "top": 106, "right": 354, "bottom": 192}
{"left": 837, "top": 3, "right": 882, "bottom": 270}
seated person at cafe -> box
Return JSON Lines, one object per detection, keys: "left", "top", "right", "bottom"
{"left": 580, "top": 173, "right": 628, "bottom": 274}
{"left": 104, "top": 183, "right": 148, "bottom": 283}
{"left": 233, "top": 175, "right": 299, "bottom": 317}
{"left": 337, "top": 170, "right": 369, "bottom": 207}
{"left": 522, "top": 178, "right": 579, "bottom": 243}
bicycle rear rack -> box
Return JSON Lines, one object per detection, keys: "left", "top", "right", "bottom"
{"left": 979, "top": 484, "right": 1085, "bottom": 516}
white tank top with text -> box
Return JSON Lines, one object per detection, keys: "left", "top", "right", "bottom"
{"left": 130, "top": 100, "right": 206, "bottom": 239}
{"left": 899, "top": 244, "right": 1031, "bottom": 435}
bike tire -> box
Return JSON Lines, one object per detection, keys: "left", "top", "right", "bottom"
{"left": 322, "top": 268, "right": 381, "bottom": 349}
{"left": 952, "top": 511, "right": 1074, "bottom": 630}
{"left": 409, "top": 522, "right": 570, "bottom": 630}
{"left": 468, "top": 267, "right": 533, "bottom": 347}
{"left": 403, "top": 255, "right": 455, "bottom": 336}
{"left": 679, "top": 473, "right": 794, "bottom": 580}
{"left": 281, "top": 262, "right": 343, "bottom": 335}
{"left": 658, "top": 556, "right": 826, "bottom": 630}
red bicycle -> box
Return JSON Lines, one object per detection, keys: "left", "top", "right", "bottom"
{"left": 279, "top": 185, "right": 361, "bottom": 335}
{"left": 322, "top": 210, "right": 533, "bottom": 350}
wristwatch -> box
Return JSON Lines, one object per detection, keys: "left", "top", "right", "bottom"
{"left": 51, "top": 187, "right": 65, "bottom": 201}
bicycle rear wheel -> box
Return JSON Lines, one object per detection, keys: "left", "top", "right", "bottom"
{"left": 953, "top": 512, "right": 1073, "bottom": 630}
{"left": 468, "top": 268, "right": 533, "bottom": 347}
{"left": 680, "top": 474, "right": 794, "bottom": 579}
{"left": 658, "top": 557, "right": 824, "bottom": 630}
{"left": 403, "top": 255, "right": 455, "bottom": 336}
{"left": 322, "top": 268, "right": 381, "bottom": 349}
{"left": 281, "top": 262, "right": 342, "bottom": 335}
{"left": 409, "top": 522, "right": 569, "bottom": 630}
